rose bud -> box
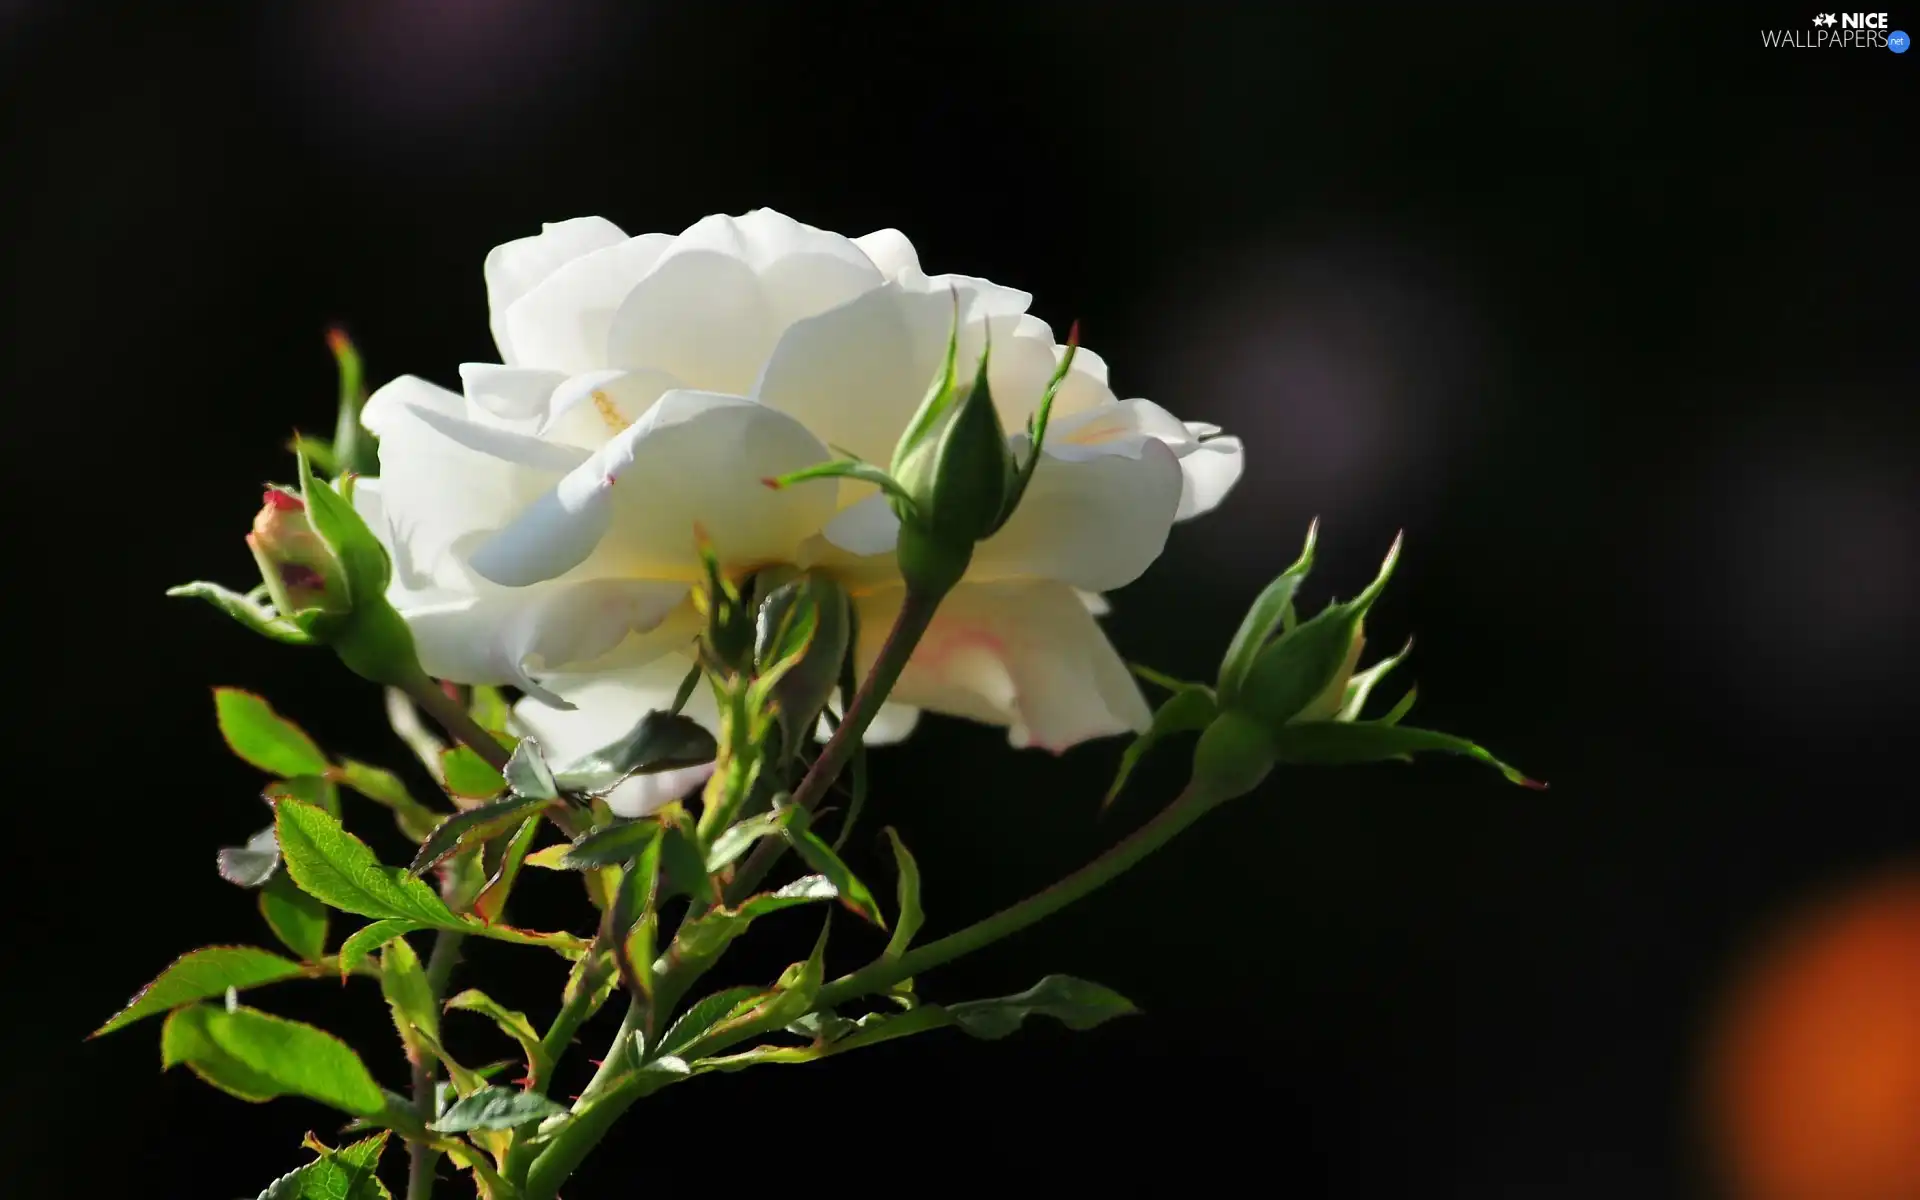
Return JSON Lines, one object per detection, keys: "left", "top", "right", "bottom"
{"left": 245, "top": 488, "right": 347, "bottom": 619}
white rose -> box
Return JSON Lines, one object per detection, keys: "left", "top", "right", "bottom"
{"left": 355, "top": 209, "right": 1242, "bottom": 816}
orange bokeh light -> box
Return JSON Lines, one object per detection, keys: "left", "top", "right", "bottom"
{"left": 1707, "top": 870, "right": 1920, "bottom": 1200}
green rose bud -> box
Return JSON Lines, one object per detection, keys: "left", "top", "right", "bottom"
{"left": 1190, "top": 709, "right": 1276, "bottom": 801}
{"left": 245, "top": 489, "right": 347, "bottom": 619}
{"left": 1233, "top": 536, "right": 1396, "bottom": 728}
{"left": 890, "top": 337, "right": 1014, "bottom": 597}
{"left": 751, "top": 570, "right": 852, "bottom": 760}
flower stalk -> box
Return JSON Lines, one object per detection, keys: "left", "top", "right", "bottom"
{"left": 725, "top": 583, "right": 946, "bottom": 902}
{"left": 405, "top": 930, "right": 465, "bottom": 1200}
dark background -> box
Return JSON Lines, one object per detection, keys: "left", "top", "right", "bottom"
{"left": 4, "top": 2, "right": 1915, "bottom": 1196}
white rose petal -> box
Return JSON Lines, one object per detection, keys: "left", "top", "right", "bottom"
{"left": 485, "top": 216, "right": 629, "bottom": 365}
{"left": 502, "top": 233, "right": 675, "bottom": 375}
{"left": 854, "top": 580, "right": 1151, "bottom": 753}
{"left": 469, "top": 390, "right": 837, "bottom": 587}
{"left": 366, "top": 209, "right": 1237, "bottom": 752}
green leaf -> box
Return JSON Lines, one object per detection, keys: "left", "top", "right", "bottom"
{"left": 447, "top": 990, "right": 550, "bottom": 1090}
{"left": 440, "top": 745, "right": 508, "bottom": 800}
{"left": 655, "top": 986, "right": 766, "bottom": 1058}
{"left": 275, "top": 799, "right": 459, "bottom": 926}
{"left": 763, "top": 457, "right": 918, "bottom": 511}
{"left": 256, "top": 1131, "right": 391, "bottom": 1200}
{"left": 216, "top": 689, "right": 329, "bottom": 777}
{"left": 1269, "top": 721, "right": 1544, "bottom": 788}
{"left": 945, "top": 974, "right": 1140, "bottom": 1040}
{"left": 266, "top": 774, "right": 343, "bottom": 821}
{"left": 327, "top": 326, "right": 378, "bottom": 480}
{"left": 384, "top": 689, "right": 448, "bottom": 784}
{"left": 94, "top": 946, "right": 310, "bottom": 1037}
{"left": 408, "top": 795, "right": 553, "bottom": 876}
{"left": 1378, "top": 684, "right": 1418, "bottom": 726}
{"left": 658, "top": 813, "right": 717, "bottom": 905}
{"left": 605, "top": 834, "right": 664, "bottom": 1000}
{"left": 286, "top": 433, "right": 339, "bottom": 478}
{"left": 1104, "top": 684, "right": 1218, "bottom": 808}
{"left": 829, "top": 737, "right": 869, "bottom": 852}
{"left": 469, "top": 685, "right": 510, "bottom": 734}
{"left": 503, "top": 739, "right": 559, "bottom": 801}
{"left": 752, "top": 575, "right": 851, "bottom": 759}
{"left": 161, "top": 1003, "right": 384, "bottom": 1115}
{"left": 881, "top": 828, "right": 924, "bottom": 959}
{"left": 428, "top": 1086, "right": 569, "bottom": 1134}
{"left": 1340, "top": 638, "right": 1413, "bottom": 721}
{"left": 704, "top": 810, "right": 783, "bottom": 874}
{"left": 549, "top": 817, "right": 663, "bottom": 870}
{"left": 997, "top": 321, "right": 1080, "bottom": 528}
{"left": 220, "top": 827, "right": 283, "bottom": 888}
{"left": 168, "top": 581, "right": 314, "bottom": 644}
{"left": 668, "top": 876, "right": 838, "bottom": 972}
{"left": 378, "top": 934, "right": 439, "bottom": 1052}
{"left": 891, "top": 290, "right": 964, "bottom": 471}
{"left": 667, "top": 661, "right": 702, "bottom": 717}
{"left": 1128, "top": 661, "right": 1203, "bottom": 695}
{"left": 714, "top": 918, "right": 832, "bottom": 1038}
{"left": 1239, "top": 601, "right": 1365, "bottom": 728}
{"left": 260, "top": 873, "right": 329, "bottom": 961}
{"left": 339, "top": 919, "right": 427, "bottom": 977}
{"left": 297, "top": 448, "right": 388, "bottom": 601}
{"left": 472, "top": 814, "right": 542, "bottom": 925}
{"left": 550, "top": 710, "right": 717, "bottom": 796}
{"left": 334, "top": 759, "right": 442, "bottom": 842}
{"left": 1218, "top": 519, "right": 1319, "bottom": 704}
{"left": 781, "top": 805, "right": 884, "bottom": 927}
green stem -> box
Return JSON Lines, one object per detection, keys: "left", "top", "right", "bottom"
{"left": 407, "top": 674, "right": 512, "bottom": 773}
{"left": 816, "top": 780, "right": 1225, "bottom": 1010}
{"left": 521, "top": 1036, "right": 680, "bottom": 1200}
{"left": 405, "top": 673, "right": 586, "bottom": 838}
{"left": 522, "top": 591, "right": 943, "bottom": 1199}
{"left": 534, "top": 953, "right": 613, "bottom": 1096}
{"left": 724, "top": 587, "right": 943, "bottom": 903}
{"left": 523, "top": 779, "right": 1228, "bottom": 1199}
{"left": 405, "top": 931, "right": 465, "bottom": 1200}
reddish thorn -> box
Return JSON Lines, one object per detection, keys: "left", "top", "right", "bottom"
{"left": 760, "top": 476, "right": 783, "bottom": 490}
{"left": 325, "top": 326, "right": 351, "bottom": 355}
{"left": 511, "top": 1072, "right": 533, "bottom": 1087}
{"left": 1520, "top": 777, "right": 1550, "bottom": 791}
{"left": 262, "top": 489, "right": 305, "bottom": 512}
{"left": 586, "top": 1058, "right": 604, "bottom": 1068}
{"left": 1066, "top": 318, "right": 1081, "bottom": 347}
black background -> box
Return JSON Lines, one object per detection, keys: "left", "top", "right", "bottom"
{"left": 4, "top": 2, "right": 1916, "bottom": 1196}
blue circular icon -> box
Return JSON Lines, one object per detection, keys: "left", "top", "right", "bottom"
{"left": 1892, "top": 29, "right": 1911, "bottom": 52}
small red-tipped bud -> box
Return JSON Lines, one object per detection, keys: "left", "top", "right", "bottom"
{"left": 1065, "top": 318, "right": 1081, "bottom": 348}
{"left": 761, "top": 476, "right": 783, "bottom": 490}
{"left": 325, "top": 326, "right": 351, "bottom": 356}
{"left": 246, "top": 489, "right": 346, "bottom": 618}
